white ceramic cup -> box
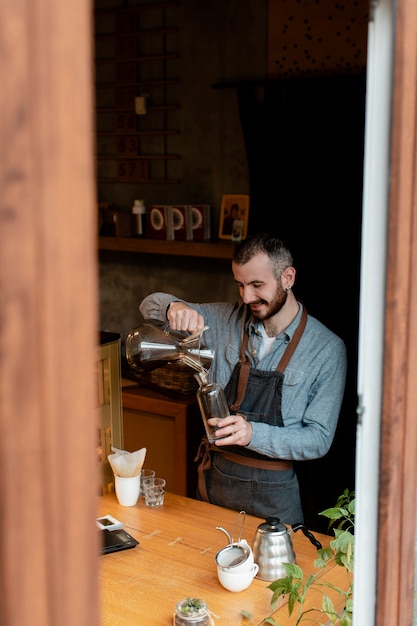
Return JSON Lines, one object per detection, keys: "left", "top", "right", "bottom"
{"left": 114, "top": 474, "right": 140, "bottom": 506}
{"left": 139, "top": 469, "right": 156, "bottom": 497}
{"left": 217, "top": 562, "right": 259, "bottom": 592}
{"left": 143, "top": 477, "right": 166, "bottom": 507}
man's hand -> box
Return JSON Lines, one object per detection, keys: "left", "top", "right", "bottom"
{"left": 167, "top": 301, "right": 205, "bottom": 333}
{"left": 208, "top": 414, "right": 253, "bottom": 447}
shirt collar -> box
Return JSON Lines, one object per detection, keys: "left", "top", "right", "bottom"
{"left": 247, "top": 301, "right": 303, "bottom": 340}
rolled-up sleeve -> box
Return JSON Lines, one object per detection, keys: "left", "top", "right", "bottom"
{"left": 139, "top": 292, "right": 186, "bottom": 322}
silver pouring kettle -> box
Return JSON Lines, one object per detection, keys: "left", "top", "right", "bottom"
{"left": 252, "top": 517, "right": 322, "bottom": 581}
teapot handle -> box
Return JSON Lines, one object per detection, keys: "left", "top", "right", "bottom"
{"left": 291, "top": 523, "right": 322, "bottom": 550}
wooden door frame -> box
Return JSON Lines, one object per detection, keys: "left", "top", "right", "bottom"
{"left": 0, "top": 0, "right": 99, "bottom": 624}
{"left": 376, "top": 0, "right": 417, "bottom": 624}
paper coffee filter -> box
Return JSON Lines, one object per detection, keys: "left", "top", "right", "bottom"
{"left": 108, "top": 446, "right": 146, "bottom": 478}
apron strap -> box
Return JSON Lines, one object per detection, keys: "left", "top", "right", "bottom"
{"left": 276, "top": 305, "right": 308, "bottom": 372}
{"left": 230, "top": 305, "right": 308, "bottom": 413}
{"left": 194, "top": 438, "right": 211, "bottom": 502}
{"left": 229, "top": 331, "right": 251, "bottom": 412}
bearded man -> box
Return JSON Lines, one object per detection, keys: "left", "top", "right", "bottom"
{"left": 139, "top": 233, "right": 347, "bottom": 524}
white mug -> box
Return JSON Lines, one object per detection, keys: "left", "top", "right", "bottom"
{"left": 217, "top": 562, "right": 259, "bottom": 592}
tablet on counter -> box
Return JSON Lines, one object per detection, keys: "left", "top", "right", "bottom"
{"left": 100, "top": 528, "right": 139, "bottom": 554}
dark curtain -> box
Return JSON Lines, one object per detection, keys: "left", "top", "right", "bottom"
{"left": 236, "top": 74, "right": 366, "bottom": 532}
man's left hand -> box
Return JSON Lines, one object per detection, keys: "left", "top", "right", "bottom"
{"left": 208, "top": 414, "right": 253, "bottom": 447}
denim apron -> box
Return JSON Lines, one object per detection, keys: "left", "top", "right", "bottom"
{"left": 196, "top": 307, "right": 307, "bottom": 524}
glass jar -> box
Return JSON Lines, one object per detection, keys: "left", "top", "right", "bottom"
{"left": 195, "top": 373, "right": 230, "bottom": 444}
{"left": 173, "top": 597, "right": 212, "bottom": 625}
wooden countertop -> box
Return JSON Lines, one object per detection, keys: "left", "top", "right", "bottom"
{"left": 99, "top": 492, "right": 350, "bottom": 625}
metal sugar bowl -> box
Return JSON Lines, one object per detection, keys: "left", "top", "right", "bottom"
{"left": 252, "top": 517, "right": 322, "bottom": 581}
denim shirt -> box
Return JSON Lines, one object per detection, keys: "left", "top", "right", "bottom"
{"left": 139, "top": 292, "right": 347, "bottom": 462}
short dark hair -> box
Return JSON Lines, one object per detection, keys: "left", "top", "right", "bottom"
{"left": 233, "top": 233, "right": 293, "bottom": 280}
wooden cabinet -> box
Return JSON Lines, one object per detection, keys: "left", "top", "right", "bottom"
{"left": 98, "top": 332, "right": 123, "bottom": 494}
{"left": 122, "top": 383, "right": 205, "bottom": 497}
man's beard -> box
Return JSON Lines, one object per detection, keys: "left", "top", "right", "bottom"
{"left": 250, "top": 285, "right": 288, "bottom": 320}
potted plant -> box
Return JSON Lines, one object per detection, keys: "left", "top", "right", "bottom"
{"left": 174, "top": 597, "right": 212, "bottom": 625}
{"left": 242, "top": 489, "right": 355, "bottom": 626}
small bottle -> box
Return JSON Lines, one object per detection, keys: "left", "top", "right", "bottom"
{"left": 195, "top": 372, "right": 229, "bottom": 444}
{"left": 174, "top": 597, "right": 212, "bottom": 626}
{"left": 231, "top": 218, "right": 244, "bottom": 242}
{"left": 132, "top": 199, "right": 147, "bottom": 237}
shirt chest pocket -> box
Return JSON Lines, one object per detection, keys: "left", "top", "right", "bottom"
{"left": 225, "top": 343, "right": 241, "bottom": 368}
{"left": 282, "top": 367, "right": 305, "bottom": 387}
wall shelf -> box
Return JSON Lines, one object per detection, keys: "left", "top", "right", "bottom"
{"left": 97, "top": 178, "right": 179, "bottom": 184}
{"left": 97, "top": 104, "right": 179, "bottom": 112}
{"left": 95, "top": 3, "right": 180, "bottom": 185}
{"left": 95, "top": 27, "right": 179, "bottom": 39}
{"left": 97, "top": 130, "right": 179, "bottom": 136}
{"left": 97, "top": 153, "right": 179, "bottom": 159}
{"left": 96, "top": 79, "right": 179, "bottom": 87}
{"left": 98, "top": 237, "right": 235, "bottom": 259}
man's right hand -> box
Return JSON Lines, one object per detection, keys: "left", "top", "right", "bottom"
{"left": 167, "top": 302, "right": 205, "bottom": 333}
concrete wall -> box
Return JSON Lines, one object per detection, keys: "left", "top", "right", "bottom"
{"left": 97, "top": 0, "right": 267, "bottom": 343}
{"left": 96, "top": 0, "right": 367, "bottom": 353}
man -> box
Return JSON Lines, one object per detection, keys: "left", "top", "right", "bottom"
{"left": 139, "top": 233, "right": 347, "bottom": 524}
{"left": 222, "top": 203, "right": 240, "bottom": 235}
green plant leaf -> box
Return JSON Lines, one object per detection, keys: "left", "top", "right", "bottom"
{"left": 260, "top": 490, "right": 355, "bottom": 626}
{"left": 287, "top": 590, "right": 300, "bottom": 616}
{"left": 322, "top": 594, "right": 336, "bottom": 621}
{"left": 282, "top": 562, "right": 304, "bottom": 579}
{"left": 314, "top": 546, "right": 332, "bottom": 568}
{"left": 240, "top": 609, "right": 253, "bottom": 621}
{"left": 179, "top": 597, "right": 204, "bottom": 613}
{"left": 270, "top": 589, "right": 286, "bottom": 610}
{"left": 268, "top": 578, "right": 291, "bottom": 594}
{"left": 268, "top": 577, "right": 293, "bottom": 598}
{"left": 339, "top": 613, "right": 353, "bottom": 626}
{"left": 330, "top": 529, "right": 354, "bottom": 571}
{"left": 320, "top": 506, "right": 349, "bottom": 520}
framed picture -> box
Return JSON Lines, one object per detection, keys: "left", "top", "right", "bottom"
{"left": 218, "top": 194, "right": 250, "bottom": 241}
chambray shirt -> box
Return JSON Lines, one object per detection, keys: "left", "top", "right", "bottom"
{"left": 139, "top": 293, "right": 347, "bottom": 463}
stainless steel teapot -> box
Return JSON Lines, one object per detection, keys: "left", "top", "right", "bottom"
{"left": 252, "top": 517, "right": 322, "bottom": 581}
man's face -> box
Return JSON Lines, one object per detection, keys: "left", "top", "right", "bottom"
{"left": 232, "top": 252, "right": 287, "bottom": 320}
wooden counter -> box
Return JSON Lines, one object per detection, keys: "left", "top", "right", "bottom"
{"left": 99, "top": 492, "right": 350, "bottom": 625}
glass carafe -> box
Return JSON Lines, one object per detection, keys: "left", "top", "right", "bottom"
{"left": 125, "top": 322, "right": 214, "bottom": 373}
{"left": 195, "top": 371, "right": 229, "bottom": 443}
